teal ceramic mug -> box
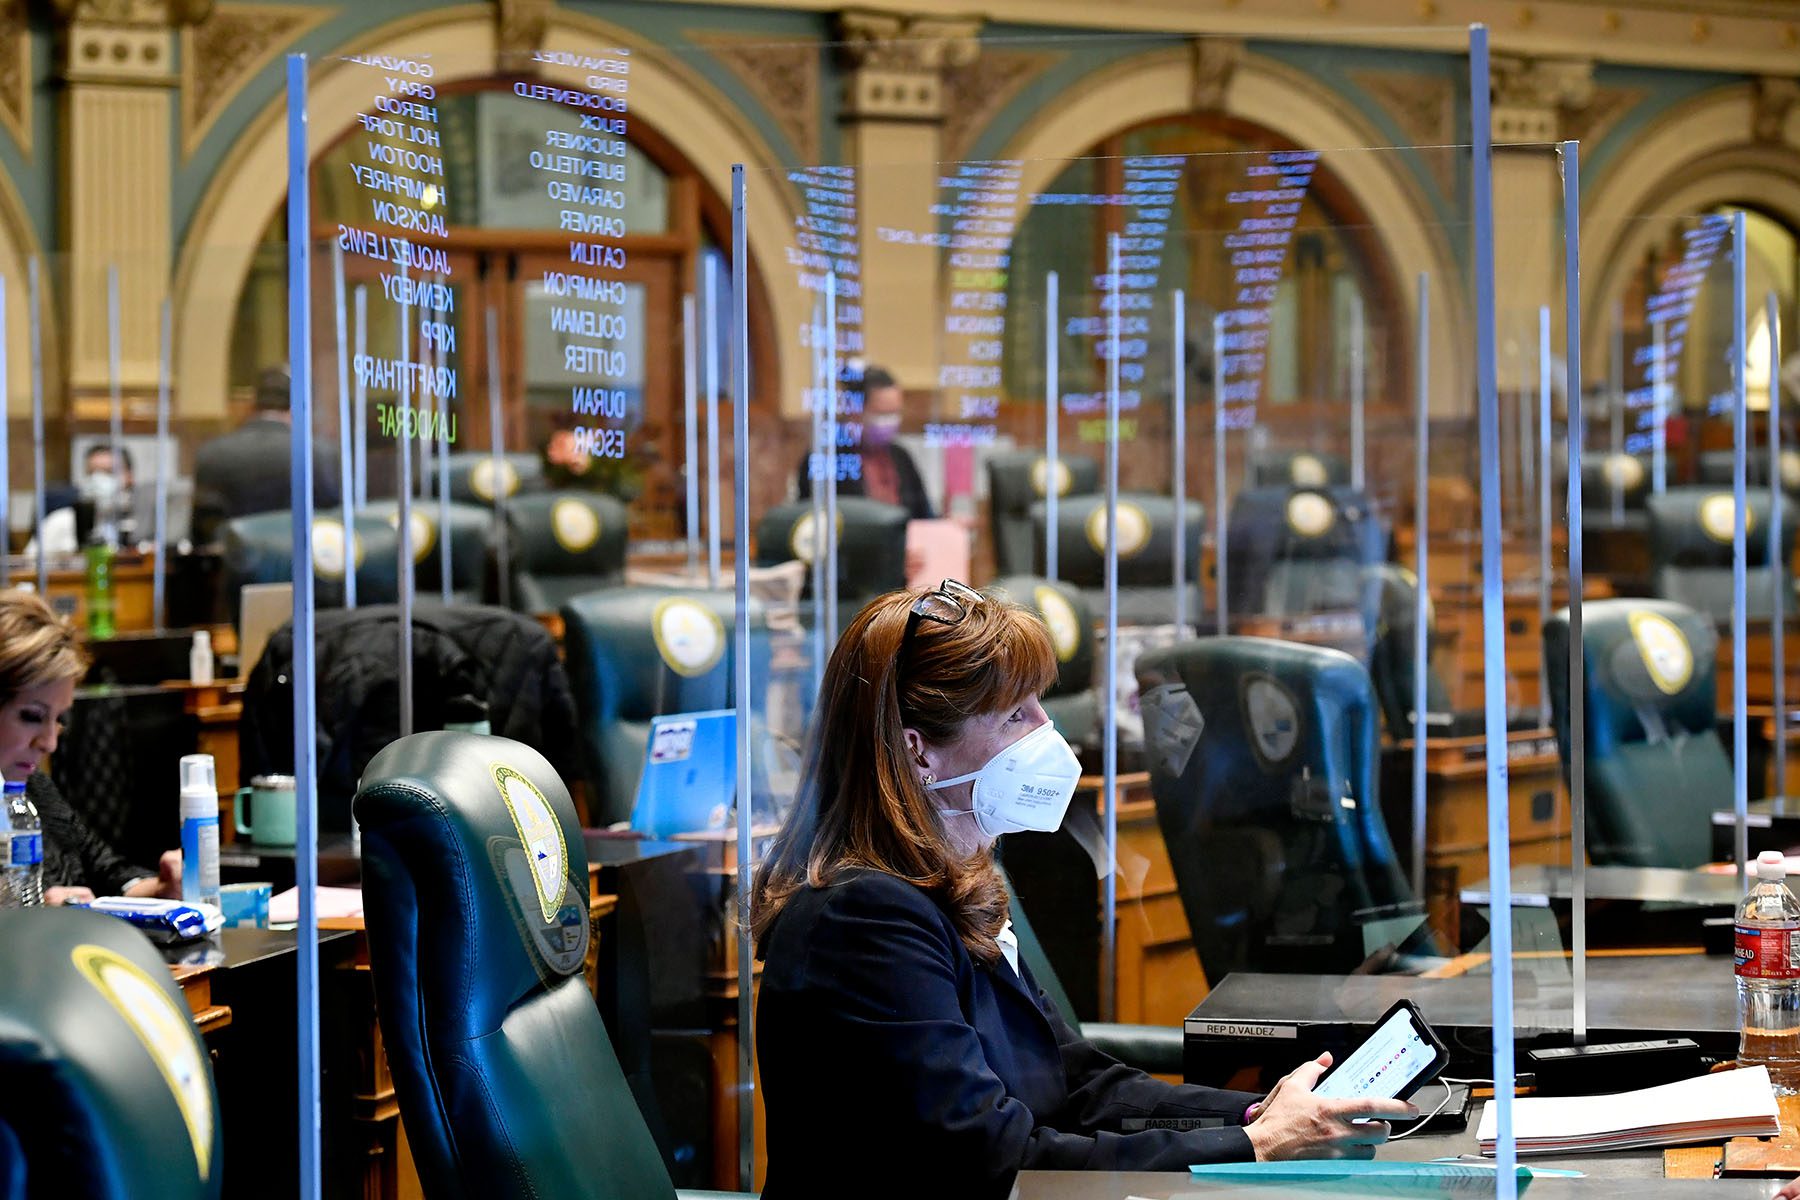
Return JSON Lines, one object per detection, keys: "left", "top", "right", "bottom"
{"left": 233, "top": 774, "right": 297, "bottom": 846}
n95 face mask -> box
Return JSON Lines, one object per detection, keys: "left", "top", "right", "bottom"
{"left": 930, "top": 721, "right": 1083, "bottom": 838}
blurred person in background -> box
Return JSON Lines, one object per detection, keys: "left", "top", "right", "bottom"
{"left": 190, "top": 364, "right": 341, "bottom": 544}
{"left": 25, "top": 444, "right": 135, "bottom": 557}
{"left": 796, "top": 364, "right": 936, "bottom": 520}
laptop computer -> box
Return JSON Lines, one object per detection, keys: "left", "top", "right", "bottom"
{"left": 237, "top": 582, "right": 293, "bottom": 678}
{"left": 629, "top": 709, "right": 737, "bottom": 839}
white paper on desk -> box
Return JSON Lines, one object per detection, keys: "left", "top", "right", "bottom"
{"left": 1477, "top": 1066, "right": 1780, "bottom": 1155}
{"left": 269, "top": 885, "right": 364, "bottom": 925}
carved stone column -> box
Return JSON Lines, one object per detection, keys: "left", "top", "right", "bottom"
{"left": 835, "top": 9, "right": 980, "bottom": 388}
{"left": 1489, "top": 54, "right": 1594, "bottom": 392}
{"left": 53, "top": 0, "right": 208, "bottom": 419}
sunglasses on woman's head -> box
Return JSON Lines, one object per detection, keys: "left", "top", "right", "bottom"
{"left": 903, "top": 579, "right": 983, "bottom": 651}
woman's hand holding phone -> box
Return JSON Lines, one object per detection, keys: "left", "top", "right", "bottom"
{"left": 1245, "top": 1053, "right": 1421, "bottom": 1161}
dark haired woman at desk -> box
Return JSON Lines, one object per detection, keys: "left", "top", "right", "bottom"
{"left": 0, "top": 590, "right": 179, "bottom": 905}
{"left": 751, "top": 582, "right": 1415, "bottom": 1198}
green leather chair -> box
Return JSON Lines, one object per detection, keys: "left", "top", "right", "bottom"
{"left": 561, "top": 587, "right": 769, "bottom": 827}
{"left": 753, "top": 497, "right": 908, "bottom": 616}
{"left": 0, "top": 906, "right": 223, "bottom": 1199}
{"left": 1543, "top": 598, "right": 1728, "bottom": 868}
{"left": 1582, "top": 452, "right": 1652, "bottom": 518}
{"left": 1134, "top": 637, "right": 1425, "bottom": 981}
{"left": 1247, "top": 448, "right": 1349, "bottom": 489}
{"left": 1697, "top": 449, "right": 1800, "bottom": 492}
{"left": 1030, "top": 494, "right": 1205, "bottom": 627}
{"left": 444, "top": 452, "right": 548, "bottom": 505}
{"left": 985, "top": 450, "right": 1100, "bottom": 577}
{"left": 984, "top": 575, "right": 1100, "bottom": 754}
{"left": 1646, "top": 487, "right": 1795, "bottom": 621}
{"left": 1363, "top": 564, "right": 1456, "bottom": 740}
{"left": 1000, "top": 870, "right": 1183, "bottom": 1075}
{"left": 354, "top": 732, "right": 747, "bottom": 1200}
{"left": 360, "top": 499, "right": 496, "bottom": 605}
{"left": 222, "top": 510, "right": 400, "bottom": 619}
{"left": 1225, "top": 486, "right": 1386, "bottom": 623}
{"left": 505, "top": 491, "right": 630, "bottom": 614}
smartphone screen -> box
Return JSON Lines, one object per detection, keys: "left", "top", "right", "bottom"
{"left": 1312, "top": 1004, "right": 1442, "bottom": 1101}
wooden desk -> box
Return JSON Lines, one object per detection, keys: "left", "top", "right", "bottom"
{"left": 161, "top": 927, "right": 365, "bottom": 1199}
{"left": 1381, "top": 729, "right": 1570, "bottom": 947}
{"left": 668, "top": 826, "right": 777, "bottom": 1191}
{"left": 170, "top": 960, "right": 232, "bottom": 1036}
{"left": 39, "top": 552, "right": 157, "bottom": 633}
{"left": 1232, "top": 611, "right": 1366, "bottom": 660}
{"left": 1717, "top": 620, "right": 1800, "bottom": 714}
{"left": 1090, "top": 772, "right": 1209, "bottom": 1028}
{"left": 1461, "top": 864, "right": 1740, "bottom": 951}
{"left": 1005, "top": 773, "right": 1207, "bottom": 1029}
{"left": 162, "top": 677, "right": 246, "bottom": 801}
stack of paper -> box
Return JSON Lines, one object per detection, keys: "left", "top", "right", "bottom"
{"left": 269, "top": 885, "right": 365, "bottom": 925}
{"left": 1477, "top": 1067, "right": 1781, "bottom": 1156}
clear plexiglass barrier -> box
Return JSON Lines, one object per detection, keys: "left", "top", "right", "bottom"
{"left": 0, "top": 23, "right": 1782, "bottom": 1199}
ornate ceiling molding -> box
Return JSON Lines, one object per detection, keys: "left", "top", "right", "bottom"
{"left": 0, "top": 6, "right": 30, "bottom": 156}
{"left": 1753, "top": 75, "right": 1800, "bottom": 145}
{"left": 1347, "top": 68, "right": 1456, "bottom": 195}
{"left": 691, "top": 0, "right": 1800, "bottom": 75}
{"left": 1560, "top": 83, "right": 1646, "bottom": 154}
{"left": 690, "top": 31, "right": 822, "bottom": 163}
{"left": 1187, "top": 35, "right": 1241, "bottom": 113}
{"left": 496, "top": 0, "right": 554, "bottom": 73}
{"left": 1490, "top": 53, "right": 1595, "bottom": 142}
{"left": 940, "top": 46, "right": 1060, "bottom": 162}
{"left": 834, "top": 8, "right": 980, "bottom": 121}
{"left": 179, "top": 3, "right": 328, "bottom": 158}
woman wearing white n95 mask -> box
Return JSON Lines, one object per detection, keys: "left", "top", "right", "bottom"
{"left": 751, "top": 582, "right": 1413, "bottom": 1200}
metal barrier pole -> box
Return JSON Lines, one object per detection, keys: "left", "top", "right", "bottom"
{"left": 283, "top": 53, "right": 322, "bottom": 1200}
{"left": 1410, "top": 273, "right": 1430, "bottom": 899}
{"left": 1469, "top": 26, "right": 1517, "bottom": 1194}
{"left": 1560, "top": 143, "right": 1588, "bottom": 1045}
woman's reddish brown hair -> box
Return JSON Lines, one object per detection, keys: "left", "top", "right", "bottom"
{"left": 750, "top": 586, "right": 1056, "bottom": 964}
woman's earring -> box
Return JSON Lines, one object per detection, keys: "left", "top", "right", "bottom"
{"left": 922, "top": 771, "right": 935, "bottom": 786}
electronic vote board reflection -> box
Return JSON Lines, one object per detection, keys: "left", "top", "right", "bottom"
{"left": 338, "top": 49, "right": 638, "bottom": 470}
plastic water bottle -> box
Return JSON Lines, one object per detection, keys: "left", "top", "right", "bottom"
{"left": 1737, "top": 849, "right": 1800, "bottom": 1092}
{"left": 84, "top": 537, "right": 114, "bottom": 639}
{"left": 189, "top": 629, "right": 214, "bottom": 686}
{"left": 1, "top": 780, "right": 43, "bottom": 907}
{"left": 179, "top": 754, "right": 220, "bottom": 908}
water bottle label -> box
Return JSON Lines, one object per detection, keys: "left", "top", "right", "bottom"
{"left": 2, "top": 831, "right": 42, "bottom": 868}
{"left": 1736, "top": 925, "right": 1800, "bottom": 978}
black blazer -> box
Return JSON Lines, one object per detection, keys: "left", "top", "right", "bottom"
{"left": 191, "top": 417, "right": 343, "bottom": 544}
{"left": 755, "top": 869, "right": 1261, "bottom": 1198}
{"left": 795, "top": 442, "right": 936, "bottom": 520}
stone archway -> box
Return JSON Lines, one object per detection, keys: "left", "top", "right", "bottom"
{"left": 172, "top": 7, "right": 802, "bottom": 422}
{"left": 0, "top": 169, "right": 58, "bottom": 435}
{"left": 995, "top": 45, "right": 1472, "bottom": 416}
{"left": 1581, "top": 83, "right": 1800, "bottom": 379}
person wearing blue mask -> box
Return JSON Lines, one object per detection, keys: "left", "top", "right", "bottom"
{"left": 794, "top": 364, "right": 936, "bottom": 520}
{"left": 751, "top": 582, "right": 1413, "bottom": 1198}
